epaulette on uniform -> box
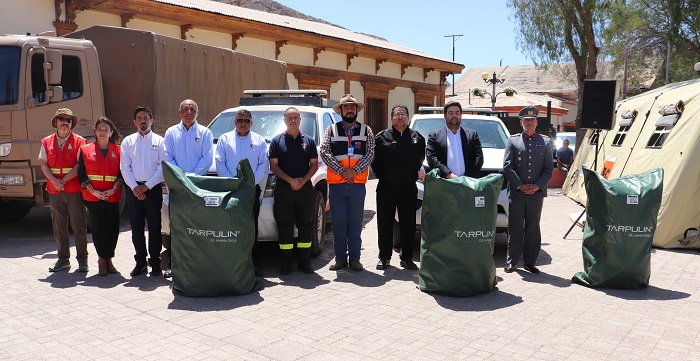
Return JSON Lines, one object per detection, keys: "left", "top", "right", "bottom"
{"left": 541, "top": 134, "right": 550, "bottom": 139}
{"left": 512, "top": 133, "right": 521, "bottom": 137}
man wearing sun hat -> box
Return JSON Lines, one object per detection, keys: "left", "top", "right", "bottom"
{"left": 320, "top": 94, "right": 375, "bottom": 271}
{"left": 503, "top": 106, "right": 553, "bottom": 275}
{"left": 39, "top": 108, "right": 89, "bottom": 273}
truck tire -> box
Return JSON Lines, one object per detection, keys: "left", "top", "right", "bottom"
{"left": 309, "top": 190, "right": 326, "bottom": 258}
{"left": 0, "top": 200, "right": 33, "bottom": 222}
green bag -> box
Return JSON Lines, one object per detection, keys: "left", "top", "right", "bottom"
{"left": 162, "top": 159, "right": 263, "bottom": 297}
{"left": 573, "top": 168, "right": 663, "bottom": 289}
{"left": 418, "top": 169, "right": 503, "bottom": 297}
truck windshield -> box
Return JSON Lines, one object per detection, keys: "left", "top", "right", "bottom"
{"left": 0, "top": 46, "right": 21, "bottom": 105}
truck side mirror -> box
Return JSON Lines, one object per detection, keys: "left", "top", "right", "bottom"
{"left": 48, "top": 86, "right": 63, "bottom": 103}
{"left": 45, "top": 50, "right": 62, "bottom": 85}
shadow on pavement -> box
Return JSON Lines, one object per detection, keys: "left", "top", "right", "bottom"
{"left": 123, "top": 274, "right": 172, "bottom": 292}
{"left": 274, "top": 273, "right": 332, "bottom": 289}
{"left": 578, "top": 284, "right": 691, "bottom": 301}
{"left": 38, "top": 270, "right": 89, "bottom": 289}
{"left": 168, "top": 292, "right": 264, "bottom": 311}
{"left": 429, "top": 288, "right": 524, "bottom": 311}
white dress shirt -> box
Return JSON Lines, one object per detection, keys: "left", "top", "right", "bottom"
{"left": 215, "top": 130, "right": 269, "bottom": 186}
{"left": 445, "top": 126, "right": 465, "bottom": 177}
{"left": 120, "top": 131, "right": 166, "bottom": 190}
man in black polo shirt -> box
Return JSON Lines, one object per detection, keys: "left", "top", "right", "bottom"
{"left": 371, "top": 104, "right": 425, "bottom": 271}
{"left": 268, "top": 107, "right": 319, "bottom": 275}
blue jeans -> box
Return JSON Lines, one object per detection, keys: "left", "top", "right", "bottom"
{"left": 329, "top": 183, "right": 366, "bottom": 261}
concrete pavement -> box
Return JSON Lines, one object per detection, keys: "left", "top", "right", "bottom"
{"left": 1, "top": 179, "right": 699, "bottom": 360}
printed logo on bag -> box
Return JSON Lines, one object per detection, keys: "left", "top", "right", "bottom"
{"left": 204, "top": 196, "right": 220, "bottom": 207}
{"left": 454, "top": 230, "right": 494, "bottom": 243}
{"left": 627, "top": 195, "right": 639, "bottom": 205}
{"left": 606, "top": 225, "right": 654, "bottom": 239}
{"left": 474, "top": 196, "right": 485, "bottom": 208}
{"left": 187, "top": 227, "right": 240, "bottom": 243}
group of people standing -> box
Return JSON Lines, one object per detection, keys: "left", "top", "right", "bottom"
{"left": 42, "top": 94, "right": 552, "bottom": 279}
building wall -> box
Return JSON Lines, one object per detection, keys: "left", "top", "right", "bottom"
{"left": 1, "top": 0, "right": 55, "bottom": 35}
{"left": 0, "top": 1, "right": 442, "bottom": 122}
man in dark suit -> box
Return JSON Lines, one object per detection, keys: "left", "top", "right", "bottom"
{"left": 503, "top": 106, "right": 553, "bottom": 274}
{"left": 426, "top": 101, "right": 484, "bottom": 178}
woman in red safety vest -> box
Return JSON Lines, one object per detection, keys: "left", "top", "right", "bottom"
{"left": 77, "top": 117, "right": 123, "bottom": 276}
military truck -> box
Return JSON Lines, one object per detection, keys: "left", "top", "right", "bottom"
{"left": 0, "top": 25, "right": 288, "bottom": 222}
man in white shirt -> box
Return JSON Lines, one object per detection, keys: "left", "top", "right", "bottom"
{"left": 161, "top": 99, "right": 213, "bottom": 278}
{"left": 426, "top": 101, "right": 484, "bottom": 178}
{"left": 120, "top": 105, "right": 166, "bottom": 277}
{"left": 215, "top": 109, "right": 269, "bottom": 276}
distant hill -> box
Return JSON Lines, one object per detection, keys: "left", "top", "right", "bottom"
{"left": 210, "top": 0, "right": 387, "bottom": 41}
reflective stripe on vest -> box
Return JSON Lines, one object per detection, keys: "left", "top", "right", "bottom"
{"left": 50, "top": 167, "right": 74, "bottom": 175}
{"left": 327, "top": 122, "right": 369, "bottom": 184}
{"left": 41, "top": 133, "right": 85, "bottom": 194}
{"left": 80, "top": 142, "right": 122, "bottom": 203}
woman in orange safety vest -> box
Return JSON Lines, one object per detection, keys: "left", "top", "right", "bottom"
{"left": 78, "top": 117, "right": 123, "bottom": 276}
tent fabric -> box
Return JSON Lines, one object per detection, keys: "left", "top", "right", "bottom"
{"left": 573, "top": 168, "right": 663, "bottom": 289}
{"left": 418, "top": 169, "right": 503, "bottom": 297}
{"left": 162, "top": 159, "right": 263, "bottom": 297}
{"left": 563, "top": 79, "right": 700, "bottom": 248}
{"left": 65, "top": 25, "right": 288, "bottom": 136}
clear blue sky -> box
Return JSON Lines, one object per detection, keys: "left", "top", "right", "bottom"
{"left": 275, "top": 0, "right": 533, "bottom": 79}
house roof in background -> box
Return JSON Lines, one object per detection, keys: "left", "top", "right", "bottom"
{"left": 156, "top": 0, "right": 457, "bottom": 64}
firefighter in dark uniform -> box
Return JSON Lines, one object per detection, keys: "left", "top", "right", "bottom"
{"left": 268, "top": 107, "right": 319, "bottom": 275}
{"left": 503, "top": 106, "right": 553, "bottom": 274}
{"left": 371, "top": 104, "right": 425, "bottom": 270}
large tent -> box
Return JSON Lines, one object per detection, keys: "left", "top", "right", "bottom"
{"left": 563, "top": 79, "right": 700, "bottom": 248}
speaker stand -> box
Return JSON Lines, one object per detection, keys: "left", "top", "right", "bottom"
{"left": 563, "top": 129, "right": 600, "bottom": 239}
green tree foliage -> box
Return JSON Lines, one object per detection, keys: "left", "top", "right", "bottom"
{"left": 507, "top": 0, "right": 612, "bottom": 133}
{"left": 605, "top": 0, "right": 700, "bottom": 87}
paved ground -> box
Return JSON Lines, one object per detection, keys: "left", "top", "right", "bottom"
{"left": 1, "top": 179, "right": 699, "bottom": 360}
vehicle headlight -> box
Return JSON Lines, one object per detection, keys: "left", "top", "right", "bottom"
{"left": 0, "top": 175, "right": 24, "bottom": 185}
{"left": 263, "top": 174, "right": 277, "bottom": 197}
{"left": 0, "top": 143, "right": 10, "bottom": 157}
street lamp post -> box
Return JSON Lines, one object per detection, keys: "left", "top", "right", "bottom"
{"left": 481, "top": 71, "right": 507, "bottom": 110}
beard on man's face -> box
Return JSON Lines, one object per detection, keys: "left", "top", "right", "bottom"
{"left": 341, "top": 114, "right": 357, "bottom": 123}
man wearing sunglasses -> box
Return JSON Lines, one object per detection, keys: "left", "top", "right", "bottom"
{"left": 39, "top": 108, "right": 89, "bottom": 273}
{"left": 215, "top": 109, "right": 269, "bottom": 276}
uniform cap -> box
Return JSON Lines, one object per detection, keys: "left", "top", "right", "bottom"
{"left": 518, "top": 106, "right": 539, "bottom": 119}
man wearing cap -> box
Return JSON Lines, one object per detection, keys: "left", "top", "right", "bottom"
{"left": 503, "top": 106, "right": 553, "bottom": 274}
{"left": 426, "top": 101, "right": 484, "bottom": 179}
{"left": 371, "top": 104, "right": 425, "bottom": 271}
{"left": 320, "top": 94, "right": 375, "bottom": 271}
{"left": 120, "top": 105, "right": 165, "bottom": 277}
{"left": 39, "top": 108, "right": 89, "bottom": 272}
{"left": 216, "top": 108, "right": 269, "bottom": 276}
{"left": 162, "top": 99, "right": 213, "bottom": 278}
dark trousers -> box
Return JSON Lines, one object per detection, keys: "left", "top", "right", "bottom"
{"left": 376, "top": 182, "right": 417, "bottom": 262}
{"left": 252, "top": 185, "right": 262, "bottom": 263}
{"left": 273, "top": 181, "right": 314, "bottom": 265}
{"left": 125, "top": 185, "right": 162, "bottom": 268}
{"left": 49, "top": 192, "right": 88, "bottom": 261}
{"left": 84, "top": 200, "right": 120, "bottom": 259}
{"left": 506, "top": 195, "right": 544, "bottom": 266}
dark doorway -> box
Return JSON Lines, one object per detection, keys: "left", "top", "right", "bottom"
{"left": 365, "top": 98, "right": 386, "bottom": 131}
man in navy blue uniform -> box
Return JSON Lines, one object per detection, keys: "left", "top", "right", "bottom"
{"left": 268, "top": 107, "right": 319, "bottom": 275}
{"left": 503, "top": 106, "right": 553, "bottom": 274}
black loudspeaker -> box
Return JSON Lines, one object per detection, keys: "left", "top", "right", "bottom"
{"left": 580, "top": 80, "right": 618, "bottom": 130}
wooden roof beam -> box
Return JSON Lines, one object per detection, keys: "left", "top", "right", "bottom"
{"left": 231, "top": 32, "right": 244, "bottom": 50}
{"left": 180, "top": 24, "right": 192, "bottom": 40}
{"left": 275, "top": 40, "right": 287, "bottom": 59}
{"left": 347, "top": 53, "right": 359, "bottom": 70}
{"left": 375, "top": 59, "right": 386, "bottom": 74}
{"left": 120, "top": 13, "right": 135, "bottom": 27}
{"left": 313, "top": 47, "right": 325, "bottom": 65}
